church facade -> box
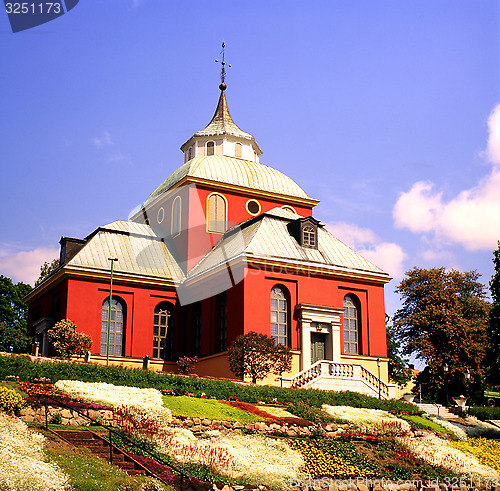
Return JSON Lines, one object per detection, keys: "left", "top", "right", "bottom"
{"left": 26, "top": 83, "right": 397, "bottom": 398}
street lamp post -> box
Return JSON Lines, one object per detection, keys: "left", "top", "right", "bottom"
{"left": 444, "top": 363, "right": 449, "bottom": 407}
{"left": 106, "top": 257, "right": 118, "bottom": 366}
{"left": 377, "top": 357, "right": 381, "bottom": 399}
{"left": 465, "top": 368, "right": 471, "bottom": 400}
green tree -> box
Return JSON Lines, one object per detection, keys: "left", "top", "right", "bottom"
{"left": 487, "top": 241, "right": 500, "bottom": 385}
{"left": 386, "top": 318, "right": 412, "bottom": 386}
{"left": 394, "top": 267, "right": 490, "bottom": 403}
{"left": 228, "top": 331, "right": 292, "bottom": 383}
{"left": 48, "top": 319, "right": 93, "bottom": 359}
{"left": 0, "top": 275, "right": 32, "bottom": 353}
{"left": 34, "top": 258, "right": 59, "bottom": 287}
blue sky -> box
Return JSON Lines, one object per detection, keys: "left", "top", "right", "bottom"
{"left": 1, "top": 0, "right": 499, "bottom": 319}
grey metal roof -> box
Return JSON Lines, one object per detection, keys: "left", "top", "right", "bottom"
{"left": 67, "top": 221, "right": 184, "bottom": 282}
{"left": 146, "top": 155, "right": 313, "bottom": 205}
{"left": 193, "top": 90, "right": 254, "bottom": 141}
{"left": 187, "top": 208, "right": 390, "bottom": 281}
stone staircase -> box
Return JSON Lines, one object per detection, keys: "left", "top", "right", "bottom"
{"left": 281, "top": 360, "right": 398, "bottom": 399}
{"left": 415, "top": 402, "right": 458, "bottom": 420}
{"left": 53, "top": 429, "right": 149, "bottom": 477}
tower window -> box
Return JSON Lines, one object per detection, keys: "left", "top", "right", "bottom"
{"left": 235, "top": 142, "right": 242, "bottom": 158}
{"left": 246, "top": 199, "right": 261, "bottom": 216}
{"left": 207, "top": 193, "right": 227, "bottom": 234}
{"left": 207, "top": 141, "right": 215, "bottom": 156}
{"left": 171, "top": 196, "right": 181, "bottom": 236}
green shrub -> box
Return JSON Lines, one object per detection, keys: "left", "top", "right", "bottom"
{"left": 468, "top": 406, "right": 500, "bottom": 421}
{"left": 0, "top": 354, "right": 421, "bottom": 414}
{"left": 287, "top": 401, "right": 337, "bottom": 424}
{"left": 0, "top": 385, "right": 25, "bottom": 413}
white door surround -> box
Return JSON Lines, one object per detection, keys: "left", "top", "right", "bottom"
{"left": 297, "top": 303, "right": 343, "bottom": 371}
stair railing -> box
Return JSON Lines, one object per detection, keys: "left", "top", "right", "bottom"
{"left": 43, "top": 394, "right": 190, "bottom": 491}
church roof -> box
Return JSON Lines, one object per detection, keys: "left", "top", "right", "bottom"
{"left": 145, "top": 155, "right": 315, "bottom": 205}
{"left": 64, "top": 220, "right": 183, "bottom": 282}
{"left": 187, "top": 208, "right": 391, "bottom": 282}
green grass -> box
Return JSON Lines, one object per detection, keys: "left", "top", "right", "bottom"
{"left": 399, "top": 414, "right": 453, "bottom": 435}
{"left": 45, "top": 446, "right": 172, "bottom": 491}
{"left": 162, "top": 396, "right": 262, "bottom": 423}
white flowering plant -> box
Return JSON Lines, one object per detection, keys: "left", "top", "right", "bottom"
{"left": 54, "top": 380, "right": 172, "bottom": 427}
{"left": 0, "top": 413, "right": 69, "bottom": 491}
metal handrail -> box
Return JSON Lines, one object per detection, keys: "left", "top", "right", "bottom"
{"left": 43, "top": 394, "right": 190, "bottom": 491}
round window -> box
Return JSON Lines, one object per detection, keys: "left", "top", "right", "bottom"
{"left": 246, "top": 199, "right": 261, "bottom": 215}
{"left": 157, "top": 207, "right": 165, "bottom": 224}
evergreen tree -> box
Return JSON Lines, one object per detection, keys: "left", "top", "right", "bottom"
{"left": 0, "top": 275, "right": 32, "bottom": 353}
{"left": 487, "top": 241, "right": 500, "bottom": 385}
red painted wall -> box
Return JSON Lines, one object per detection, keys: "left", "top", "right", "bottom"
{"left": 65, "top": 277, "right": 177, "bottom": 358}
{"left": 242, "top": 266, "right": 387, "bottom": 357}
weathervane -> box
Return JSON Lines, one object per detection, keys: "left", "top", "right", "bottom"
{"left": 215, "top": 40, "right": 231, "bottom": 90}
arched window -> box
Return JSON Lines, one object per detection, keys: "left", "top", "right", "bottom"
{"left": 188, "top": 146, "right": 193, "bottom": 160}
{"left": 153, "top": 302, "right": 173, "bottom": 360}
{"left": 303, "top": 225, "right": 316, "bottom": 247}
{"left": 343, "top": 295, "right": 359, "bottom": 354}
{"left": 235, "top": 142, "right": 242, "bottom": 158}
{"left": 101, "top": 298, "right": 125, "bottom": 356}
{"left": 207, "top": 141, "right": 215, "bottom": 156}
{"left": 207, "top": 193, "right": 227, "bottom": 234}
{"left": 271, "top": 286, "right": 288, "bottom": 345}
{"left": 171, "top": 196, "right": 181, "bottom": 236}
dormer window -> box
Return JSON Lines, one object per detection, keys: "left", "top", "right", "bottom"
{"left": 207, "top": 141, "right": 215, "bottom": 156}
{"left": 287, "top": 216, "right": 322, "bottom": 249}
{"left": 303, "top": 225, "right": 316, "bottom": 247}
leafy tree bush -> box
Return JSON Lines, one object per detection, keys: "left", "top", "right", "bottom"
{"left": 48, "top": 319, "right": 92, "bottom": 359}
{"left": 394, "top": 267, "right": 490, "bottom": 402}
{"left": 176, "top": 356, "right": 198, "bottom": 375}
{"left": 386, "top": 320, "right": 412, "bottom": 386}
{"left": 228, "top": 331, "right": 292, "bottom": 383}
{"left": 34, "top": 258, "right": 60, "bottom": 287}
{"left": 0, "top": 275, "right": 32, "bottom": 353}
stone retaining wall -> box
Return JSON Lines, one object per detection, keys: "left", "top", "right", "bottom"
{"left": 19, "top": 405, "right": 114, "bottom": 426}
{"left": 171, "top": 416, "right": 341, "bottom": 436}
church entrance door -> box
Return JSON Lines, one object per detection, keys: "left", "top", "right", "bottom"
{"left": 310, "top": 332, "right": 326, "bottom": 364}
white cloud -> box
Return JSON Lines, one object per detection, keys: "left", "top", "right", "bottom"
{"left": 487, "top": 105, "right": 500, "bottom": 165}
{"left": 93, "top": 131, "right": 113, "bottom": 148}
{"left": 326, "top": 222, "right": 407, "bottom": 279}
{"left": 393, "top": 104, "right": 500, "bottom": 252}
{"left": 0, "top": 247, "right": 59, "bottom": 286}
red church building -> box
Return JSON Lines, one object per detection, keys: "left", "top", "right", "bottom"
{"left": 26, "top": 82, "right": 397, "bottom": 398}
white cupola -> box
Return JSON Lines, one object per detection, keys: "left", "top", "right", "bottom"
{"left": 180, "top": 83, "right": 262, "bottom": 163}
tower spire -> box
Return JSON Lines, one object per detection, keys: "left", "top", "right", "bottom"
{"left": 215, "top": 40, "right": 231, "bottom": 91}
